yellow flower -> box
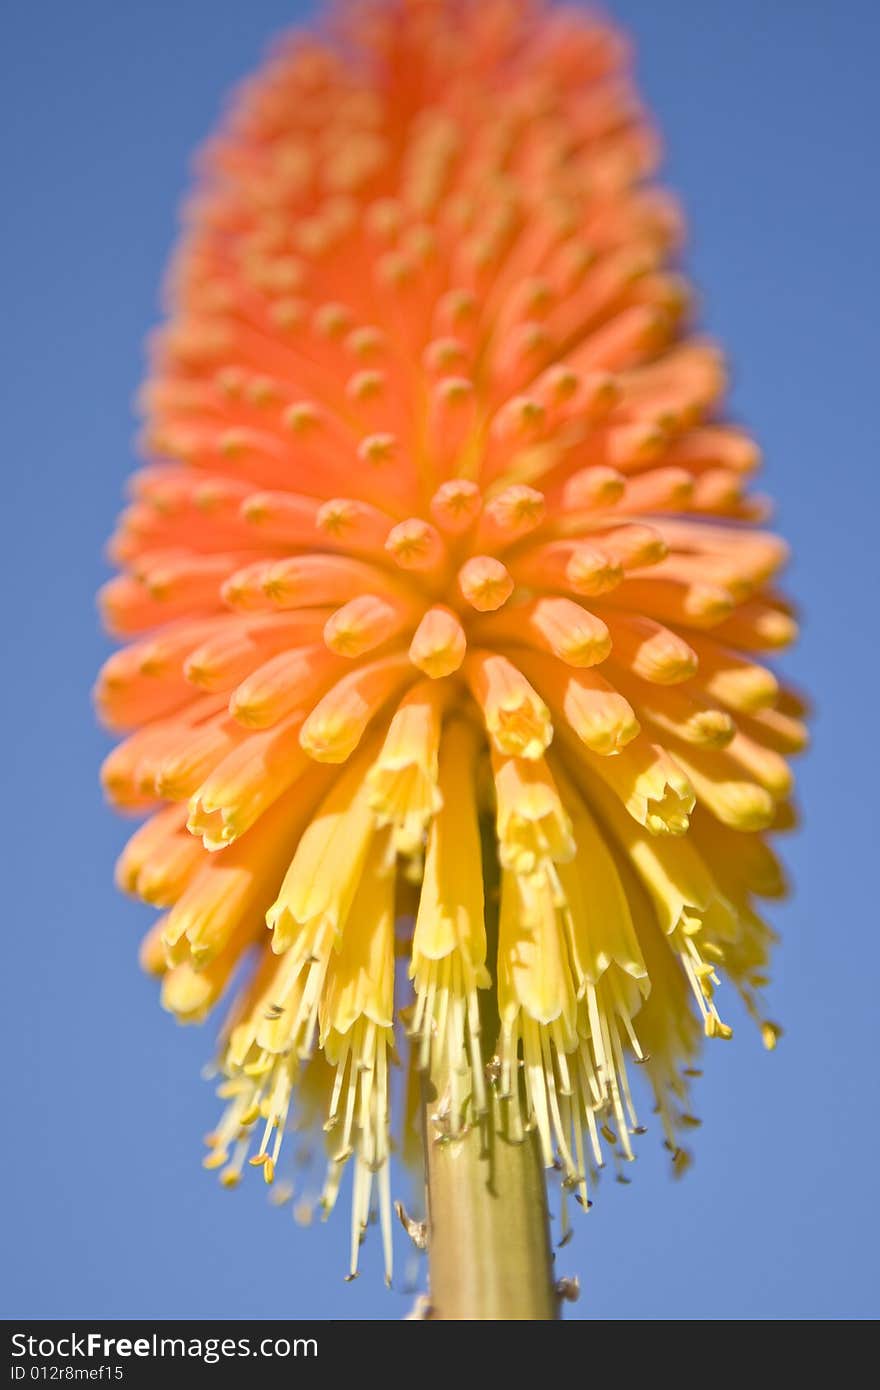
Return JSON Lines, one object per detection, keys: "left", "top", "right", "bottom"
{"left": 98, "top": 0, "right": 805, "bottom": 1284}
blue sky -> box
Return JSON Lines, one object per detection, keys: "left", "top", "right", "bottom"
{"left": 2, "top": 0, "right": 878, "bottom": 1320}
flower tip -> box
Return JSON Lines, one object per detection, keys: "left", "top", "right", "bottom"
{"left": 458, "top": 555, "right": 514, "bottom": 612}
{"left": 429, "top": 478, "right": 482, "bottom": 534}
{"left": 761, "top": 1021, "right": 782, "bottom": 1051}
{"left": 408, "top": 606, "right": 467, "bottom": 678}
{"left": 384, "top": 518, "right": 443, "bottom": 571}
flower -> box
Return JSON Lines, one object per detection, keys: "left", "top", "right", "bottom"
{"left": 98, "top": 0, "right": 805, "bottom": 1283}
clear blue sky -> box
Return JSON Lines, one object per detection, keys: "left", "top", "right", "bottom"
{"left": 2, "top": 0, "right": 878, "bottom": 1321}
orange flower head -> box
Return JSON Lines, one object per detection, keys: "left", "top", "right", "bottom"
{"left": 98, "top": 0, "right": 805, "bottom": 1281}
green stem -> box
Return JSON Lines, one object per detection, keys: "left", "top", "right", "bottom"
{"left": 422, "top": 1081, "right": 558, "bottom": 1320}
